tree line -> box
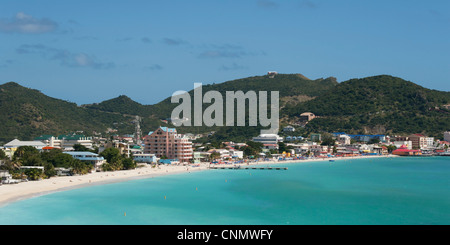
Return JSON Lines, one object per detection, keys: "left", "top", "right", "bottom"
{"left": 0, "top": 144, "right": 136, "bottom": 181}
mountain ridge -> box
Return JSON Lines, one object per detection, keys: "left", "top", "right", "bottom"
{"left": 1, "top": 73, "right": 449, "bottom": 143}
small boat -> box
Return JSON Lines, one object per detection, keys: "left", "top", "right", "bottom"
{"left": 329, "top": 160, "right": 335, "bottom": 162}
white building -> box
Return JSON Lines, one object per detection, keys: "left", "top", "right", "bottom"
{"left": 425, "top": 137, "right": 435, "bottom": 148}
{"left": 207, "top": 149, "right": 231, "bottom": 158}
{"left": 337, "top": 134, "right": 351, "bottom": 145}
{"left": 393, "top": 141, "right": 413, "bottom": 150}
{"left": 229, "top": 149, "right": 244, "bottom": 159}
{"left": 0, "top": 170, "right": 20, "bottom": 184}
{"left": 252, "top": 134, "right": 283, "bottom": 145}
{"left": 252, "top": 134, "right": 283, "bottom": 151}
{"left": 35, "top": 134, "right": 93, "bottom": 150}
{"left": 3, "top": 139, "right": 47, "bottom": 158}
{"left": 133, "top": 153, "right": 158, "bottom": 164}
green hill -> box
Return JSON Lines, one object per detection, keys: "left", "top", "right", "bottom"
{"left": 0, "top": 74, "right": 337, "bottom": 143}
{"left": 82, "top": 95, "right": 153, "bottom": 117}
{"left": 283, "top": 75, "right": 450, "bottom": 137}
{"left": 0, "top": 82, "right": 132, "bottom": 143}
{"left": 87, "top": 73, "right": 338, "bottom": 118}
{"left": 1, "top": 74, "right": 448, "bottom": 143}
{"left": 82, "top": 73, "right": 339, "bottom": 136}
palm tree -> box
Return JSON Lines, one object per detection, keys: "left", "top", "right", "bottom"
{"left": 0, "top": 158, "right": 22, "bottom": 172}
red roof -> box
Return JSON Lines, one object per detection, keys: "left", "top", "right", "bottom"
{"left": 42, "top": 146, "right": 55, "bottom": 150}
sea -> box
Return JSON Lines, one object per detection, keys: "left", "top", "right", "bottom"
{"left": 0, "top": 156, "right": 449, "bottom": 225}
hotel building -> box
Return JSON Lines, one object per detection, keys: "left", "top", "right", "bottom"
{"left": 143, "top": 127, "right": 193, "bottom": 163}
{"left": 35, "top": 134, "right": 93, "bottom": 150}
{"left": 408, "top": 134, "right": 428, "bottom": 149}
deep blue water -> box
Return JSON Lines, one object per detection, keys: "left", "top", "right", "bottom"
{"left": 0, "top": 156, "right": 449, "bottom": 224}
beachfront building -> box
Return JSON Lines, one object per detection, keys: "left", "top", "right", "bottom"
{"left": 133, "top": 153, "right": 158, "bottom": 164}
{"left": 310, "top": 145, "right": 329, "bottom": 156}
{"left": 0, "top": 170, "right": 20, "bottom": 184}
{"left": 252, "top": 134, "right": 283, "bottom": 150}
{"left": 229, "top": 149, "right": 244, "bottom": 159}
{"left": 207, "top": 149, "right": 231, "bottom": 159}
{"left": 35, "top": 134, "right": 93, "bottom": 151}
{"left": 143, "top": 127, "right": 193, "bottom": 163}
{"left": 393, "top": 141, "right": 413, "bottom": 150}
{"left": 63, "top": 151, "right": 105, "bottom": 169}
{"left": 290, "top": 143, "right": 312, "bottom": 155}
{"left": 193, "top": 152, "right": 211, "bottom": 163}
{"left": 408, "top": 134, "right": 428, "bottom": 149}
{"left": 392, "top": 145, "right": 421, "bottom": 156}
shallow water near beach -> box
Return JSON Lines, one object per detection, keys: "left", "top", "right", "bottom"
{"left": 0, "top": 157, "right": 449, "bottom": 224}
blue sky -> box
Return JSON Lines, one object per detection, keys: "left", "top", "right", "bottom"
{"left": 1, "top": 0, "right": 449, "bottom": 105}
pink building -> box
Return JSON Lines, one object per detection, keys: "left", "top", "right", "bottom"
{"left": 143, "top": 127, "right": 193, "bottom": 163}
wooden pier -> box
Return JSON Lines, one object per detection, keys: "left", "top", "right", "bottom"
{"left": 209, "top": 166, "right": 288, "bottom": 170}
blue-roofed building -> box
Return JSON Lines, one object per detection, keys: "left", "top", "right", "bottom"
{"left": 159, "top": 127, "right": 177, "bottom": 133}
{"left": 63, "top": 151, "right": 105, "bottom": 170}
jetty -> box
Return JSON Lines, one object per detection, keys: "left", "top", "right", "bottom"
{"left": 209, "top": 166, "right": 288, "bottom": 170}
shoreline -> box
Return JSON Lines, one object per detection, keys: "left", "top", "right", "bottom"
{"left": 0, "top": 154, "right": 396, "bottom": 207}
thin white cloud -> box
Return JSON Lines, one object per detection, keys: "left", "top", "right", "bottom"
{"left": 0, "top": 12, "right": 58, "bottom": 34}
{"left": 16, "top": 44, "right": 114, "bottom": 69}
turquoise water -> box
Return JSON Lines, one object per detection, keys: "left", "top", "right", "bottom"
{"left": 0, "top": 157, "right": 449, "bottom": 225}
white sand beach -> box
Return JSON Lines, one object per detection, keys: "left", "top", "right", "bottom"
{"left": 0, "top": 155, "right": 395, "bottom": 206}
